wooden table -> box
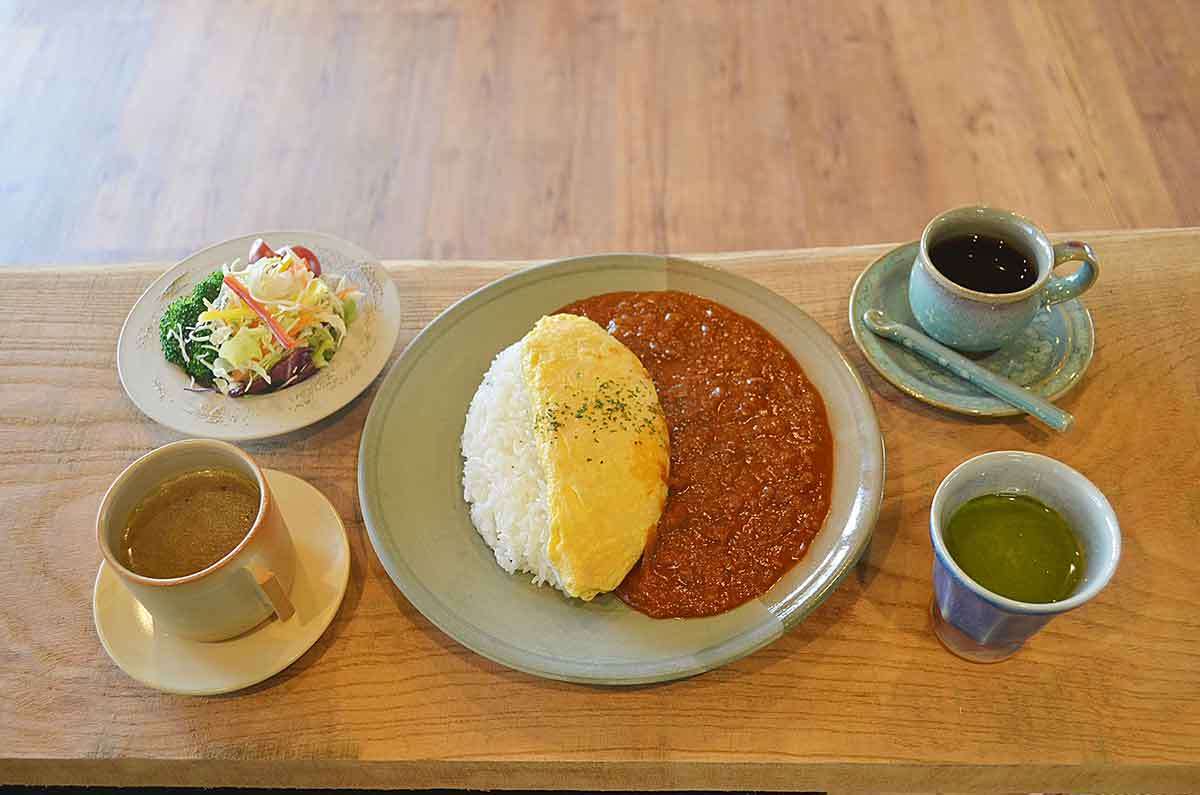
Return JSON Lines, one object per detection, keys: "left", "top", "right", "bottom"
{"left": 2, "top": 229, "right": 1198, "bottom": 791}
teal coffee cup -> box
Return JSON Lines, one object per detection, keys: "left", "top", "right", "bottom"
{"left": 908, "top": 206, "right": 1099, "bottom": 352}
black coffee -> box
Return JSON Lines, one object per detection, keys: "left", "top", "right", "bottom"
{"left": 929, "top": 233, "right": 1037, "bottom": 294}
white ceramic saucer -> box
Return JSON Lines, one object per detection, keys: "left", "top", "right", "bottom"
{"left": 116, "top": 231, "right": 402, "bottom": 441}
{"left": 93, "top": 469, "right": 350, "bottom": 695}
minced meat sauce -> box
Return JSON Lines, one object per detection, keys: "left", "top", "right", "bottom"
{"left": 557, "top": 291, "right": 834, "bottom": 618}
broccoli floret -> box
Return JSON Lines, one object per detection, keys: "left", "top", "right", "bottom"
{"left": 184, "top": 346, "right": 216, "bottom": 382}
{"left": 159, "top": 269, "right": 225, "bottom": 384}
{"left": 159, "top": 302, "right": 190, "bottom": 368}
{"left": 192, "top": 269, "right": 225, "bottom": 303}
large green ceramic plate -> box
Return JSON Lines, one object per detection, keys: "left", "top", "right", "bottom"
{"left": 359, "top": 255, "right": 884, "bottom": 685}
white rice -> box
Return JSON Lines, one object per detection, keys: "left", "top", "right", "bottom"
{"left": 461, "top": 341, "right": 563, "bottom": 590}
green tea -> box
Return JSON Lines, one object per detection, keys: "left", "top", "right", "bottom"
{"left": 944, "top": 493, "right": 1084, "bottom": 603}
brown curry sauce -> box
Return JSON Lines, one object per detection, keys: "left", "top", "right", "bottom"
{"left": 557, "top": 291, "right": 834, "bottom": 618}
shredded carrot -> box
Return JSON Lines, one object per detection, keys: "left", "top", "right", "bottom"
{"left": 222, "top": 275, "right": 297, "bottom": 350}
{"left": 287, "top": 314, "right": 317, "bottom": 336}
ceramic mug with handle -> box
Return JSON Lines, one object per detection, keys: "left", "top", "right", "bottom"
{"left": 96, "top": 438, "right": 296, "bottom": 641}
{"left": 909, "top": 206, "right": 1099, "bottom": 352}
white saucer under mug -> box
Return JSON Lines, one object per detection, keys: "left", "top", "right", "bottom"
{"left": 93, "top": 469, "right": 351, "bottom": 695}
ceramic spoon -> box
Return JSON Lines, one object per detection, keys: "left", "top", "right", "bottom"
{"left": 862, "top": 309, "right": 1074, "bottom": 432}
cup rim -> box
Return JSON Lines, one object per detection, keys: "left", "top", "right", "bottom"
{"left": 929, "top": 450, "right": 1121, "bottom": 616}
{"left": 96, "top": 438, "right": 271, "bottom": 587}
{"left": 918, "top": 205, "right": 1052, "bottom": 305}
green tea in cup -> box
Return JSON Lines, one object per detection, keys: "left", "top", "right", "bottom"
{"left": 929, "top": 451, "right": 1121, "bottom": 663}
{"left": 944, "top": 493, "right": 1085, "bottom": 604}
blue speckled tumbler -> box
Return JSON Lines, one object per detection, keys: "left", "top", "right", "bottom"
{"left": 928, "top": 451, "right": 1121, "bottom": 663}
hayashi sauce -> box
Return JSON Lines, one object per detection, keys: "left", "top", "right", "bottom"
{"left": 557, "top": 291, "right": 834, "bottom": 618}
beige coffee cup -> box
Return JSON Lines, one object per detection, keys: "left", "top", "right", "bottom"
{"left": 96, "top": 439, "right": 296, "bottom": 641}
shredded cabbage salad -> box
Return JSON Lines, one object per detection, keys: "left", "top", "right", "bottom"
{"left": 165, "top": 240, "right": 362, "bottom": 396}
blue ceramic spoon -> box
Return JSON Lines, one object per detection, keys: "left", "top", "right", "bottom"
{"left": 862, "top": 309, "right": 1074, "bottom": 432}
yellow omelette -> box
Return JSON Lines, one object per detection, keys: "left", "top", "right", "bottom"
{"left": 521, "top": 314, "right": 670, "bottom": 600}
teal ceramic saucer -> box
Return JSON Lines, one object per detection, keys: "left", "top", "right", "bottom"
{"left": 849, "top": 242, "right": 1094, "bottom": 417}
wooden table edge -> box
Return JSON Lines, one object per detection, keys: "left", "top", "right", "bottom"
{"left": 2, "top": 225, "right": 1195, "bottom": 275}
{"left": 2, "top": 758, "right": 1198, "bottom": 791}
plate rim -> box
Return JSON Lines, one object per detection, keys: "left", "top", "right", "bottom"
{"left": 848, "top": 241, "right": 1095, "bottom": 417}
{"left": 115, "top": 229, "right": 401, "bottom": 441}
{"left": 359, "top": 252, "right": 884, "bottom": 684}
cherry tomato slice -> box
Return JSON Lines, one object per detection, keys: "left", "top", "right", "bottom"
{"left": 287, "top": 245, "right": 321, "bottom": 276}
{"left": 248, "top": 238, "right": 278, "bottom": 263}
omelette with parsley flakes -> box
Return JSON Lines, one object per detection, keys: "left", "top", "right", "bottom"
{"left": 461, "top": 314, "right": 670, "bottom": 601}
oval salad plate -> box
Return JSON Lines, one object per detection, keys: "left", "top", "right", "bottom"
{"left": 117, "top": 231, "right": 401, "bottom": 441}
{"left": 358, "top": 254, "right": 884, "bottom": 685}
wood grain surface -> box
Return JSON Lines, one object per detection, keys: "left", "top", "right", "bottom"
{"left": 3, "top": 1, "right": 1200, "bottom": 266}
{"left": 1, "top": 229, "right": 1198, "bottom": 791}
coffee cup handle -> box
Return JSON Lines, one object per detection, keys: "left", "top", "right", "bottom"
{"left": 1044, "top": 241, "right": 1100, "bottom": 307}
{"left": 248, "top": 564, "right": 295, "bottom": 621}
